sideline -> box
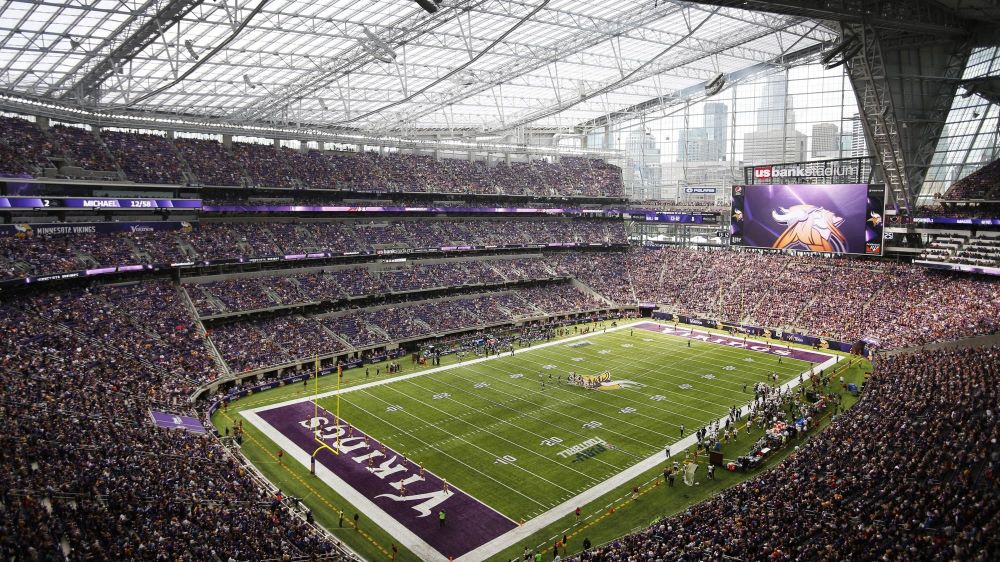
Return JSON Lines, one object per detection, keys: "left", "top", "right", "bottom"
{"left": 247, "top": 320, "right": 646, "bottom": 414}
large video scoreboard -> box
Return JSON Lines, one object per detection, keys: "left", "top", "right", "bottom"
{"left": 730, "top": 183, "right": 885, "bottom": 255}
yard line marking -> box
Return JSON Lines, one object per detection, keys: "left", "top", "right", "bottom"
{"left": 467, "top": 352, "right": 725, "bottom": 432}
{"left": 454, "top": 353, "right": 840, "bottom": 561}
{"left": 396, "top": 376, "right": 625, "bottom": 472}
{"left": 368, "top": 385, "right": 585, "bottom": 494}
{"left": 355, "top": 386, "right": 579, "bottom": 501}
{"left": 521, "top": 329, "right": 813, "bottom": 402}
{"left": 410, "top": 365, "right": 659, "bottom": 456}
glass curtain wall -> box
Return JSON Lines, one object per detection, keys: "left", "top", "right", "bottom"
{"left": 920, "top": 46, "right": 1000, "bottom": 201}
{"left": 589, "top": 62, "right": 865, "bottom": 203}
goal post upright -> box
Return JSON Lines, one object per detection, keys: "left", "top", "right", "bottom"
{"left": 336, "top": 362, "right": 342, "bottom": 451}
{"left": 311, "top": 355, "right": 337, "bottom": 457}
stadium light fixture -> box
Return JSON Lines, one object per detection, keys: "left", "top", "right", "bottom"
{"left": 318, "top": 99, "right": 328, "bottom": 110}
{"left": 243, "top": 74, "right": 256, "bottom": 89}
{"left": 360, "top": 26, "right": 397, "bottom": 62}
{"left": 184, "top": 40, "right": 199, "bottom": 61}
{"left": 822, "top": 35, "right": 861, "bottom": 69}
{"left": 415, "top": 0, "right": 442, "bottom": 13}
{"left": 704, "top": 73, "right": 726, "bottom": 97}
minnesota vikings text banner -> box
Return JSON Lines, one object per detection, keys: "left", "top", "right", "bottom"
{"left": 730, "top": 183, "right": 884, "bottom": 255}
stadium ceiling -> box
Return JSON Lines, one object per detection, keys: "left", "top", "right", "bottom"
{"left": 0, "top": 0, "right": 841, "bottom": 137}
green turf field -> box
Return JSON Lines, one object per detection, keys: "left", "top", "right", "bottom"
{"left": 214, "top": 321, "right": 864, "bottom": 561}
{"left": 317, "top": 327, "right": 811, "bottom": 521}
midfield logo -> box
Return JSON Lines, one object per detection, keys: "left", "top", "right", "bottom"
{"left": 557, "top": 437, "right": 608, "bottom": 460}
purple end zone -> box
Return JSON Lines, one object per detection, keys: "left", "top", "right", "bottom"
{"left": 634, "top": 322, "right": 833, "bottom": 364}
{"left": 150, "top": 411, "right": 207, "bottom": 433}
{"left": 256, "top": 401, "right": 516, "bottom": 559}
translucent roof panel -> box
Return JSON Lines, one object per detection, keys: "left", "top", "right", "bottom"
{"left": 0, "top": 0, "right": 837, "bottom": 134}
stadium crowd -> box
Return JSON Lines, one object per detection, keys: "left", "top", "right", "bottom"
{"left": 175, "top": 137, "right": 247, "bottom": 187}
{"left": 47, "top": 124, "right": 118, "bottom": 172}
{"left": 187, "top": 257, "right": 558, "bottom": 316}
{"left": 210, "top": 283, "right": 605, "bottom": 372}
{"left": 102, "top": 130, "right": 186, "bottom": 184}
{"left": 0, "top": 219, "right": 622, "bottom": 279}
{"left": 0, "top": 304, "right": 339, "bottom": 561}
{"left": 23, "top": 280, "right": 221, "bottom": 388}
{"left": 943, "top": 158, "right": 1000, "bottom": 200}
{"left": 569, "top": 347, "right": 1000, "bottom": 561}
{"left": 557, "top": 247, "right": 1000, "bottom": 349}
{"left": 4, "top": 225, "right": 999, "bottom": 351}
{"left": 0, "top": 115, "right": 57, "bottom": 174}
{"left": 0, "top": 115, "right": 625, "bottom": 196}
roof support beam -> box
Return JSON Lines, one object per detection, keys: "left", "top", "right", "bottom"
{"left": 683, "top": 0, "right": 969, "bottom": 35}
{"left": 55, "top": 0, "right": 205, "bottom": 104}
{"left": 575, "top": 41, "right": 826, "bottom": 132}
{"left": 483, "top": 10, "right": 809, "bottom": 133}
{"left": 845, "top": 22, "right": 971, "bottom": 212}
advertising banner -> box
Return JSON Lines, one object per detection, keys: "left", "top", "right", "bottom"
{"left": 0, "top": 221, "right": 195, "bottom": 238}
{"left": 651, "top": 311, "right": 852, "bottom": 352}
{"left": 0, "top": 197, "right": 201, "bottom": 209}
{"left": 744, "top": 157, "right": 872, "bottom": 185}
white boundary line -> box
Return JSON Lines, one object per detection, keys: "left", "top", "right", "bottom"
{"left": 242, "top": 320, "right": 839, "bottom": 561}
{"left": 242, "top": 410, "right": 448, "bottom": 562}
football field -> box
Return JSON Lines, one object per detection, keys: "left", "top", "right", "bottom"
{"left": 240, "top": 321, "right": 837, "bottom": 561}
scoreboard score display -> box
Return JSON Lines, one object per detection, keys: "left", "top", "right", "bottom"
{"left": 0, "top": 197, "right": 201, "bottom": 209}
{"left": 730, "top": 183, "right": 885, "bottom": 255}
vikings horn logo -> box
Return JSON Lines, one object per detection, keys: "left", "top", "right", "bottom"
{"left": 867, "top": 211, "right": 882, "bottom": 227}
{"left": 14, "top": 224, "right": 33, "bottom": 239}
{"left": 771, "top": 205, "right": 847, "bottom": 253}
{"left": 733, "top": 210, "right": 744, "bottom": 222}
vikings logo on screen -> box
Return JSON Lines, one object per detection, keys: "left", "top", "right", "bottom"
{"left": 770, "top": 205, "right": 847, "bottom": 253}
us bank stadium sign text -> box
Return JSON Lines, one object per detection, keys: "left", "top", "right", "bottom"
{"left": 744, "top": 157, "right": 872, "bottom": 185}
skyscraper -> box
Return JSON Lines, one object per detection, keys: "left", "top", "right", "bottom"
{"left": 743, "top": 129, "right": 807, "bottom": 164}
{"left": 741, "top": 72, "right": 806, "bottom": 165}
{"left": 677, "top": 103, "right": 728, "bottom": 162}
{"left": 756, "top": 73, "right": 791, "bottom": 131}
{"left": 851, "top": 113, "right": 868, "bottom": 157}
{"left": 811, "top": 123, "right": 839, "bottom": 159}
{"left": 626, "top": 130, "right": 662, "bottom": 200}
{"left": 704, "top": 102, "right": 728, "bottom": 161}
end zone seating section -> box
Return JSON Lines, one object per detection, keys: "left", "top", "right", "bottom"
{"left": 944, "top": 158, "right": 1000, "bottom": 200}
{"left": 0, "top": 303, "right": 337, "bottom": 561}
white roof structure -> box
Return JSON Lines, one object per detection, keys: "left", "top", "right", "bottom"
{"left": 0, "top": 0, "right": 837, "bottom": 137}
